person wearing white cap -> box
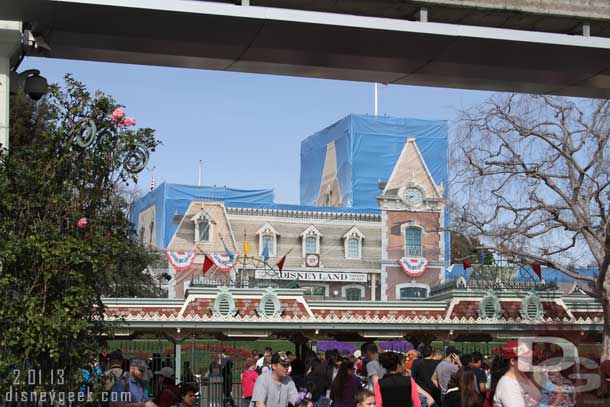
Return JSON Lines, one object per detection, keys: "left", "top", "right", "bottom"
{"left": 155, "top": 367, "right": 179, "bottom": 407}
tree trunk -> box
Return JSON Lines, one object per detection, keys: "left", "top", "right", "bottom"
{"left": 602, "top": 264, "right": 610, "bottom": 362}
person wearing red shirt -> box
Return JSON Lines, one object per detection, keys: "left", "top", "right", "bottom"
{"left": 242, "top": 357, "right": 259, "bottom": 407}
{"left": 155, "top": 367, "right": 179, "bottom": 407}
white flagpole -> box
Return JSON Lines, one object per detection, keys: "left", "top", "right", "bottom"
{"left": 198, "top": 160, "right": 202, "bottom": 186}
{"left": 374, "top": 83, "right": 378, "bottom": 116}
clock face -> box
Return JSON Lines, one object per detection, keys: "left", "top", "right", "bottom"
{"left": 403, "top": 187, "right": 424, "bottom": 206}
{"left": 305, "top": 254, "right": 320, "bottom": 267}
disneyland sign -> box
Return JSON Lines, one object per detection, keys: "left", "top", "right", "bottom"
{"left": 255, "top": 270, "right": 367, "bottom": 283}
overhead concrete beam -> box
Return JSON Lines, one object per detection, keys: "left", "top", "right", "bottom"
{"left": 413, "top": 0, "right": 610, "bottom": 21}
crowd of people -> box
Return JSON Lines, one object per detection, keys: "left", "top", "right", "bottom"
{"left": 237, "top": 341, "right": 578, "bottom": 407}
{"left": 98, "top": 341, "right": 584, "bottom": 407}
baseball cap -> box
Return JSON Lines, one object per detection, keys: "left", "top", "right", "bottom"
{"left": 130, "top": 358, "right": 148, "bottom": 371}
{"left": 353, "top": 350, "right": 362, "bottom": 358}
{"left": 155, "top": 367, "right": 175, "bottom": 378}
{"left": 271, "top": 352, "right": 291, "bottom": 365}
{"left": 108, "top": 350, "right": 123, "bottom": 361}
{"left": 502, "top": 341, "right": 532, "bottom": 360}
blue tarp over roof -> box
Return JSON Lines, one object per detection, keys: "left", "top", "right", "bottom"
{"left": 300, "top": 114, "right": 448, "bottom": 208}
{"left": 445, "top": 264, "right": 598, "bottom": 283}
{"left": 129, "top": 183, "right": 275, "bottom": 249}
{"left": 300, "top": 114, "right": 450, "bottom": 265}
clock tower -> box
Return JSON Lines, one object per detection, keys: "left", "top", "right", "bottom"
{"left": 377, "top": 137, "right": 446, "bottom": 301}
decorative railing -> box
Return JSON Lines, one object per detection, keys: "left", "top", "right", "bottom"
{"left": 430, "top": 279, "right": 558, "bottom": 295}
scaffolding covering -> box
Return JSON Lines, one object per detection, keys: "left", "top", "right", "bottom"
{"left": 130, "top": 183, "right": 274, "bottom": 249}
{"left": 300, "top": 114, "right": 450, "bottom": 264}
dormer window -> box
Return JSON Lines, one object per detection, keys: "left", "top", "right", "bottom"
{"left": 300, "top": 225, "right": 322, "bottom": 257}
{"left": 343, "top": 226, "right": 365, "bottom": 259}
{"left": 191, "top": 209, "right": 212, "bottom": 243}
{"left": 257, "top": 223, "right": 280, "bottom": 258}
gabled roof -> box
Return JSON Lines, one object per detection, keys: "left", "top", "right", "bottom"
{"left": 300, "top": 224, "right": 323, "bottom": 237}
{"left": 343, "top": 226, "right": 365, "bottom": 240}
{"left": 383, "top": 137, "right": 442, "bottom": 198}
{"left": 256, "top": 223, "right": 280, "bottom": 236}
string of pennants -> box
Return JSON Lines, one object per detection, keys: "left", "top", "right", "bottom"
{"left": 165, "top": 247, "right": 288, "bottom": 274}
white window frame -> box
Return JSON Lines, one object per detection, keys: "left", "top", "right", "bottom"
{"left": 400, "top": 221, "right": 425, "bottom": 258}
{"left": 342, "top": 285, "right": 365, "bottom": 300}
{"left": 342, "top": 226, "right": 365, "bottom": 259}
{"left": 191, "top": 209, "right": 213, "bottom": 243}
{"left": 256, "top": 223, "right": 280, "bottom": 258}
{"left": 396, "top": 283, "right": 430, "bottom": 299}
{"left": 300, "top": 224, "right": 323, "bottom": 257}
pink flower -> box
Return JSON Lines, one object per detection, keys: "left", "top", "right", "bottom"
{"left": 77, "top": 217, "right": 88, "bottom": 229}
{"left": 111, "top": 108, "right": 125, "bottom": 123}
{"left": 123, "top": 117, "right": 136, "bottom": 127}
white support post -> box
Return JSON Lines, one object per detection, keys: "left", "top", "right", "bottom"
{"left": 174, "top": 340, "right": 182, "bottom": 383}
{"left": 371, "top": 274, "right": 376, "bottom": 301}
{"left": 0, "top": 56, "right": 9, "bottom": 152}
{"left": 0, "top": 21, "right": 22, "bottom": 153}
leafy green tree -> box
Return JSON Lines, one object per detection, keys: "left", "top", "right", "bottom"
{"left": 0, "top": 75, "right": 161, "bottom": 395}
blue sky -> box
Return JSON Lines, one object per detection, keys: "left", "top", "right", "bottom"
{"left": 21, "top": 57, "right": 492, "bottom": 204}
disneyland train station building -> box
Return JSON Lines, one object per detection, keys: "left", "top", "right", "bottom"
{"left": 105, "top": 114, "right": 603, "bottom": 380}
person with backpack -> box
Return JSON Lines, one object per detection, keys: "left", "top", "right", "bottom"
{"left": 104, "top": 351, "right": 125, "bottom": 392}
{"left": 109, "top": 358, "right": 160, "bottom": 407}
{"left": 242, "top": 357, "right": 259, "bottom": 407}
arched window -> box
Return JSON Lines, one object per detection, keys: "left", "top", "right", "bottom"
{"left": 139, "top": 226, "right": 145, "bottom": 244}
{"left": 191, "top": 209, "right": 213, "bottom": 243}
{"left": 405, "top": 227, "right": 422, "bottom": 257}
{"left": 262, "top": 234, "right": 274, "bottom": 255}
{"left": 347, "top": 238, "right": 360, "bottom": 258}
{"left": 198, "top": 217, "right": 210, "bottom": 242}
{"left": 305, "top": 236, "right": 317, "bottom": 254}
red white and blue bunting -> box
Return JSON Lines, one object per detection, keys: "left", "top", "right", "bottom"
{"left": 208, "top": 253, "right": 239, "bottom": 273}
{"left": 165, "top": 250, "right": 196, "bottom": 271}
{"left": 397, "top": 257, "right": 429, "bottom": 277}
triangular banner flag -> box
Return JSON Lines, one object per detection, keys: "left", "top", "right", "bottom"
{"left": 202, "top": 254, "right": 215, "bottom": 274}
{"left": 276, "top": 255, "right": 287, "bottom": 272}
{"left": 532, "top": 264, "right": 542, "bottom": 280}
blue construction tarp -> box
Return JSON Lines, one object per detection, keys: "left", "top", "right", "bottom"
{"left": 129, "top": 183, "right": 274, "bottom": 249}
{"left": 445, "top": 264, "right": 599, "bottom": 283}
{"left": 300, "top": 114, "right": 450, "bottom": 264}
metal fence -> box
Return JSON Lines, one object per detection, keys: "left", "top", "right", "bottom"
{"left": 108, "top": 338, "right": 296, "bottom": 407}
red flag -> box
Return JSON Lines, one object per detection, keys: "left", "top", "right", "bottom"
{"left": 532, "top": 264, "right": 542, "bottom": 280}
{"left": 462, "top": 259, "right": 472, "bottom": 269}
{"left": 276, "top": 255, "right": 287, "bottom": 272}
{"left": 202, "top": 254, "right": 214, "bottom": 274}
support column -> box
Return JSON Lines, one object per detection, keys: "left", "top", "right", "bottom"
{"left": 371, "top": 274, "right": 376, "bottom": 301}
{"left": 0, "top": 21, "right": 23, "bottom": 153}
{"left": 174, "top": 340, "right": 182, "bottom": 383}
